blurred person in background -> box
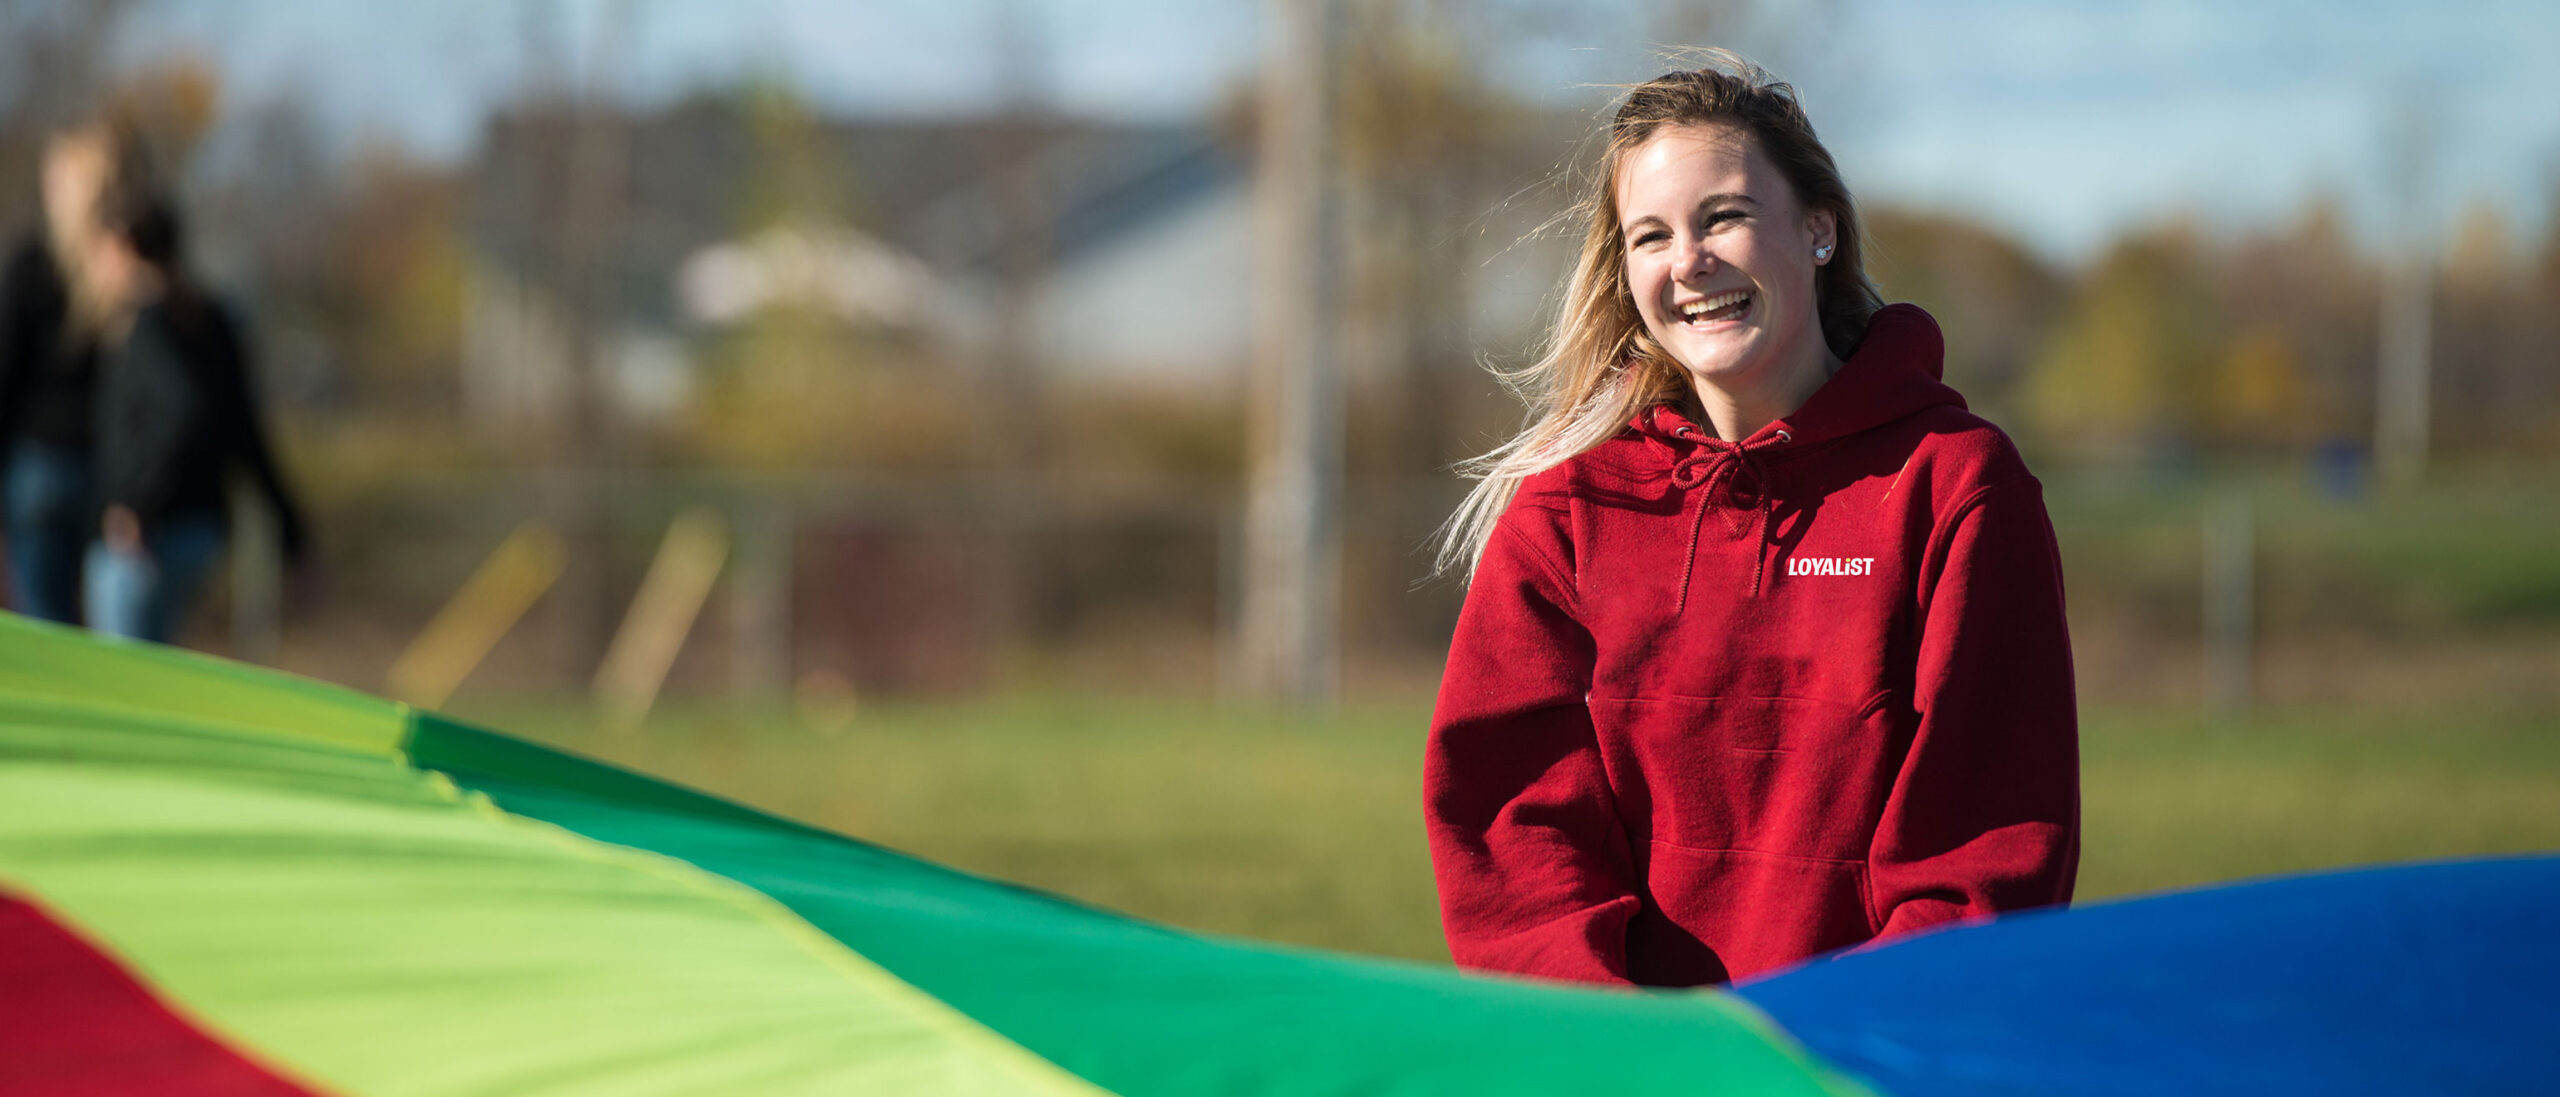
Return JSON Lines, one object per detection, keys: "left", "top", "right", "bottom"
{"left": 0, "top": 119, "right": 153, "bottom": 624}
{"left": 78, "top": 182, "right": 309, "bottom": 645}
{"left": 1425, "top": 53, "right": 2078, "bottom": 987}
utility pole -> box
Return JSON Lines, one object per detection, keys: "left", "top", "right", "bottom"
{"left": 542, "top": 0, "right": 636, "bottom": 684}
{"left": 2375, "top": 257, "right": 2433, "bottom": 486}
{"left": 1238, "top": 0, "right": 1344, "bottom": 702}
{"left": 988, "top": 0, "right": 1053, "bottom": 430}
{"left": 983, "top": 0, "right": 1054, "bottom": 662}
{"left": 2374, "top": 86, "right": 2435, "bottom": 488}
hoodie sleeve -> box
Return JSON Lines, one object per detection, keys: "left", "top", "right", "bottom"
{"left": 1425, "top": 503, "right": 1641, "bottom": 985}
{"left": 1868, "top": 474, "right": 2080, "bottom": 939}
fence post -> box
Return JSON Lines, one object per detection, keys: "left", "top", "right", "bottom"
{"left": 2203, "top": 491, "right": 2255, "bottom": 719}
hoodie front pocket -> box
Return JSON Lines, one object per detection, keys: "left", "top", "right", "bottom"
{"left": 1632, "top": 843, "right": 1877, "bottom": 984}
{"left": 1589, "top": 692, "right": 1904, "bottom": 862}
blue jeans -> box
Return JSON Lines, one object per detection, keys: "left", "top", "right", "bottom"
{"left": 4, "top": 441, "right": 92, "bottom": 624}
{"left": 85, "top": 513, "right": 226, "bottom": 644}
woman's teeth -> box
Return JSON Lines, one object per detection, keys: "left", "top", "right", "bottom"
{"left": 1679, "top": 290, "right": 1752, "bottom": 324}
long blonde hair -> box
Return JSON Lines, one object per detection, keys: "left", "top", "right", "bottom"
{"left": 1435, "top": 51, "right": 1883, "bottom": 580}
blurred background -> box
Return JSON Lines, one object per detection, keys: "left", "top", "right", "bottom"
{"left": 7, "top": 0, "right": 2555, "bottom": 962}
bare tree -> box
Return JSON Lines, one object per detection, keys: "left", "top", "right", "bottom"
{"left": 0, "top": 0, "right": 136, "bottom": 228}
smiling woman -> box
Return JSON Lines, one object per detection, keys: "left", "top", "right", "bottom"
{"left": 1425, "top": 51, "right": 2080, "bottom": 988}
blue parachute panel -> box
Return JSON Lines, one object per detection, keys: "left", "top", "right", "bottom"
{"left": 1738, "top": 856, "right": 2560, "bottom": 1097}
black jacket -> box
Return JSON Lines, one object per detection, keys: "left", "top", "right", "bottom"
{"left": 0, "top": 235, "right": 99, "bottom": 455}
{"left": 95, "top": 294, "right": 307, "bottom": 557}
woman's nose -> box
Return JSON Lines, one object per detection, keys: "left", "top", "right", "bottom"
{"left": 1676, "top": 238, "right": 1717, "bottom": 282}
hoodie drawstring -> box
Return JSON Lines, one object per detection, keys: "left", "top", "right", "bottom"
{"left": 1670, "top": 430, "right": 1785, "bottom": 612}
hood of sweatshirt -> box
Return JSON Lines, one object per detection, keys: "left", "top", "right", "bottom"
{"left": 1630, "top": 302, "right": 1963, "bottom": 451}
{"left": 1621, "top": 303, "right": 1967, "bottom": 604}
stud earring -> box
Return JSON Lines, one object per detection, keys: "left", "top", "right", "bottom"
{"left": 1813, "top": 244, "right": 1834, "bottom": 261}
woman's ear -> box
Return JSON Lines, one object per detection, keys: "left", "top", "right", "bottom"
{"left": 1808, "top": 208, "right": 1838, "bottom": 264}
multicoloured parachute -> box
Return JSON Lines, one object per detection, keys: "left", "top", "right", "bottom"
{"left": 3, "top": 612, "right": 2552, "bottom": 1096}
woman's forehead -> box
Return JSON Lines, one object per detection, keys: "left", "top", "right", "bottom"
{"left": 1614, "top": 123, "right": 1775, "bottom": 214}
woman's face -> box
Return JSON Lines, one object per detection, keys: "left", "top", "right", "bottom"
{"left": 1614, "top": 122, "right": 1834, "bottom": 394}
{"left": 41, "top": 135, "right": 110, "bottom": 253}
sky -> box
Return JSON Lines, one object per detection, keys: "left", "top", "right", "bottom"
{"left": 116, "top": 0, "right": 2560, "bottom": 265}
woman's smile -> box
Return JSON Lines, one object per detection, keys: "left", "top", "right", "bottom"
{"left": 1676, "top": 289, "right": 1754, "bottom": 328}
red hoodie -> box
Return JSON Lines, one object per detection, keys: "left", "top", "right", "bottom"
{"left": 1425, "top": 303, "right": 2079, "bottom": 987}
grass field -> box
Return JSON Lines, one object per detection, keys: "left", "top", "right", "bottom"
{"left": 455, "top": 693, "right": 2560, "bottom": 965}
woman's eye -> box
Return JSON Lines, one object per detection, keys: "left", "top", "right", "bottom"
{"left": 1633, "top": 230, "right": 1669, "bottom": 247}
{"left": 1705, "top": 210, "right": 1744, "bottom": 229}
